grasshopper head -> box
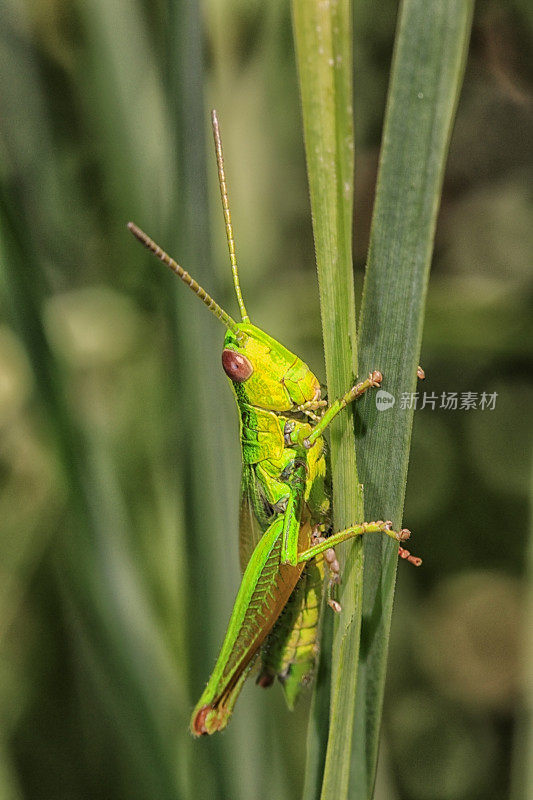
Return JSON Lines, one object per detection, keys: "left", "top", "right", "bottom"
{"left": 222, "top": 324, "right": 321, "bottom": 411}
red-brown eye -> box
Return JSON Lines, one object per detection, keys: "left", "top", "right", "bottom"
{"left": 221, "top": 349, "right": 253, "bottom": 382}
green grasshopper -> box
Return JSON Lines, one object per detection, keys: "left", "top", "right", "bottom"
{"left": 128, "top": 110, "right": 421, "bottom": 737}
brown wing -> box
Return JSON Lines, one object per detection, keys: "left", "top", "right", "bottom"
{"left": 238, "top": 466, "right": 267, "bottom": 573}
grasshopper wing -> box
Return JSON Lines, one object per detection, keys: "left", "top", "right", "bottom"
{"left": 191, "top": 461, "right": 310, "bottom": 736}
{"left": 191, "top": 514, "right": 310, "bottom": 735}
{"left": 238, "top": 465, "right": 266, "bottom": 573}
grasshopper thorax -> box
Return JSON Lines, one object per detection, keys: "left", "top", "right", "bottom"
{"left": 222, "top": 324, "right": 320, "bottom": 412}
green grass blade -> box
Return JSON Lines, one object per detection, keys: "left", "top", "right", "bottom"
{"left": 292, "top": 3, "right": 366, "bottom": 799}
{"left": 352, "top": 1, "right": 474, "bottom": 796}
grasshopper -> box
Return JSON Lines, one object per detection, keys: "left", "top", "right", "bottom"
{"left": 128, "top": 110, "right": 421, "bottom": 737}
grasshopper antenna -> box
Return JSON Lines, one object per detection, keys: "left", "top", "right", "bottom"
{"left": 211, "top": 109, "right": 250, "bottom": 323}
{"left": 127, "top": 222, "right": 243, "bottom": 339}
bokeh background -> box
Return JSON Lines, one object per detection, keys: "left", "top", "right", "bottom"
{"left": 1, "top": 1, "right": 532, "bottom": 799}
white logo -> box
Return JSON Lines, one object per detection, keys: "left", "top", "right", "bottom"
{"left": 376, "top": 390, "right": 395, "bottom": 411}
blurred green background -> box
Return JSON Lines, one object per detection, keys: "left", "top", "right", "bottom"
{"left": 0, "top": 1, "right": 532, "bottom": 799}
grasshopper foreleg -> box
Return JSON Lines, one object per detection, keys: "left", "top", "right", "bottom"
{"left": 295, "top": 371, "right": 383, "bottom": 449}
{"left": 299, "top": 366, "right": 424, "bottom": 446}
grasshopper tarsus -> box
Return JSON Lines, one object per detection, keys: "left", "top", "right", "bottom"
{"left": 384, "top": 523, "right": 412, "bottom": 543}
{"left": 398, "top": 546, "right": 422, "bottom": 567}
{"left": 417, "top": 365, "right": 426, "bottom": 380}
{"left": 328, "top": 599, "right": 342, "bottom": 614}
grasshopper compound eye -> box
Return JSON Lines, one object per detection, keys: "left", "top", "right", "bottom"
{"left": 222, "top": 349, "right": 253, "bottom": 382}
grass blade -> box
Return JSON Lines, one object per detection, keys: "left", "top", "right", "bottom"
{"left": 352, "top": 1, "right": 474, "bottom": 796}
{"left": 292, "top": 2, "right": 366, "bottom": 798}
